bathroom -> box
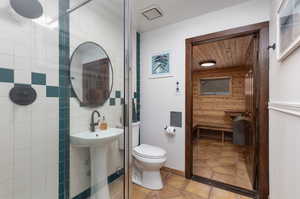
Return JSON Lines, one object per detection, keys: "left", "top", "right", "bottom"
{"left": 1, "top": 0, "right": 300, "bottom": 199}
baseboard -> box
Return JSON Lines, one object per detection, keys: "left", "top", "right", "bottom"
{"left": 269, "top": 101, "right": 300, "bottom": 117}
{"left": 161, "top": 166, "right": 185, "bottom": 177}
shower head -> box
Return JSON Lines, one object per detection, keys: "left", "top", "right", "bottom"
{"left": 9, "top": 0, "right": 43, "bottom": 19}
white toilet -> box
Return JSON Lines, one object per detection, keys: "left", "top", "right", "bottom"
{"left": 131, "top": 122, "right": 167, "bottom": 190}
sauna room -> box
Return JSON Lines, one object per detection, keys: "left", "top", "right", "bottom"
{"left": 191, "top": 34, "right": 257, "bottom": 191}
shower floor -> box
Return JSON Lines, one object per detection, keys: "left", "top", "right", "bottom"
{"left": 193, "top": 138, "right": 253, "bottom": 190}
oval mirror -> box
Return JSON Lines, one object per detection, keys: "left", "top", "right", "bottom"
{"left": 70, "top": 42, "right": 113, "bottom": 107}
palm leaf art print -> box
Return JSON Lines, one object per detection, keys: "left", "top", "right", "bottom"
{"left": 152, "top": 53, "right": 170, "bottom": 74}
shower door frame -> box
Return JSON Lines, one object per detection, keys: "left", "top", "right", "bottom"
{"left": 59, "top": 0, "right": 134, "bottom": 198}
{"left": 124, "top": 0, "right": 134, "bottom": 199}
{"left": 185, "top": 22, "right": 269, "bottom": 199}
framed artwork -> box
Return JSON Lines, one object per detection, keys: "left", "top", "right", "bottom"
{"left": 277, "top": 0, "right": 300, "bottom": 61}
{"left": 149, "top": 51, "right": 172, "bottom": 78}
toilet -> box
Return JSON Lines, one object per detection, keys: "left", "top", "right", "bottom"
{"left": 131, "top": 122, "right": 167, "bottom": 190}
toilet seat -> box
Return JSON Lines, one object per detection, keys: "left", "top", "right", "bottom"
{"left": 134, "top": 144, "right": 166, "bottom": 159}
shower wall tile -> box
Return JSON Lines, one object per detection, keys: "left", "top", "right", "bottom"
{"left": 14, "top": 56, "right": 32, "bottom": 70}
{"left": 14, "top": 69, "right": 32, "bottom": 84}
{"left": 0, "top": 37, "right": 13, "bottom": 55}
{"left": 0, "top": 83, "right": 13, "bottom": 97}
{"left": 0, "top": 1, "right": 60, "bottom": 198}
{"left": 14, "top": 41, "right": 32, "bottom": 58}
{"left": 0, "top": 54, "right": 13, "bottom": 69}
{"left": 14, "top": 122, "right": 31, "bottom": 150}
{"left": 46, "top": 70, "right": 59, "bottom": 86}
{"left": 0, "top": 98, "right": 13, "bottom": 122}
{"left": 13, "top": 104, "right": 31, "bottom": 123}
{"left": 0, "top": 68, "right": 14, "bottom": 83}
{"left": 32, "top": 72, "right": 47, "bottom": 85}
{"left": 0, "top": 122, "right": 13, "bottom": 183}
{"left": 14, "top": 148, "right": 31, "bottom": 199}
{"left": 0, "top": 179, "right": 13, "bottom": 199}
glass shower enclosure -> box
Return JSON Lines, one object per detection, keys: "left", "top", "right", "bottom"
{"left": 0, "top": 0, "right": 133, "bottom": 199}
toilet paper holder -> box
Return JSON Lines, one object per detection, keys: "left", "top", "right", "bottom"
{"left": 164, "top": 126, "right": 176, "bottom": 132}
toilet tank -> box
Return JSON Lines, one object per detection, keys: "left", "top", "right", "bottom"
{"left": 118, "top": 122, "right": 140, "bottom": 150}
{"left": 132, "top": 122, "right": 140, "bottom": 148}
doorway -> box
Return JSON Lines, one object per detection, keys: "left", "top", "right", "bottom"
{"left": 185, "top": 22, "right": 269, "bottom": 199}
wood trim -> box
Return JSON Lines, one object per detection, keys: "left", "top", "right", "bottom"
{"left": 185, "top": 22, "right": 269, "bottom": 199}
{"left": 185, "top": 38, "right": 193, "bottom": 178}
{"left": 187, "top": 22, "right": 269, "bottom": 45}
{"left": 257, "top": 25, "right": 269, "bottom": 199}
{"left": 161, "top": 166, "right": 185, "bottom": 177}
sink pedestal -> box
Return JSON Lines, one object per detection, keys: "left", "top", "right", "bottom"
{"left": 90, "top": 145, "right": 110, "bottom": 199}
{"left": 70, "top": 128, "right": 123, "bottom": 199}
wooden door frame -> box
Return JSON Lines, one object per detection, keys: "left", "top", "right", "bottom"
{"left": 185, "top": 22, "right": 269, "bottom": 199}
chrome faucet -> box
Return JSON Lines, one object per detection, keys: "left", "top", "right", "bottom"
{"left": 90, "top": 110, "right": 100, "bottom": 132}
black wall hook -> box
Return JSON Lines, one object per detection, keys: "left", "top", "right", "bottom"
{"left": 268, "top": 43, "right": 276, "bottom": 50}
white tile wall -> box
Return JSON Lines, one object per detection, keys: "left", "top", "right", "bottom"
{"left": 0, "top": 1, "right": 59, "bottom": 199}
{"left": 1, "top": 0, "right": 128, "bottom": 198}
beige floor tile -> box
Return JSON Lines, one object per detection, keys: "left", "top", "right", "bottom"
{"left": 133, "top": 186, "right": 149, "bottom": 199}
{"left": 185, "top": 181, "right": 211, "bottom": 198}
{"left": 166, "top": 174, "right": 189, "bottom": 189}
{"left": 152, "top": 185, "right": 182, "bottom": 199}
{"left": 218, "top": 157, "right": 238, "bottom": 166}
{"left": 212, "top": 166, "right": 236, "bottom": 176}
{"left": 133, "top": 171, "right": 253, "bottom": 199}
{"left": 134, "top": 184, "right": 151, "bottom": 194}
{"left": 212, "top": 173, "right": 235, "bottom": 185}
{"left": 194, "top": 167, "right": 213, "bottom": 179}
{"left": 193, "top": 138, "right": 253, "bottom": 190}
{"left": 209, "top": 188, "right": 237, "bottom": 199}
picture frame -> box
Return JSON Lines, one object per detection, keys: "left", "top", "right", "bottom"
{"left": 277, "top": 0, "right": 300, "bottom": 61}
{"left": 149, "top": 51, "right": 173, "bottom": 78}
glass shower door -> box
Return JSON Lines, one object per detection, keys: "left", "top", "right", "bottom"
{"left": 0, "top": 0, "right": 131, "bottom": 199}
{"left": 67, "top": 0, "right": 129, "bottom": 199}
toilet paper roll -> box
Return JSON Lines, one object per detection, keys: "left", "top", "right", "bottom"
{"left": 165, "top": 126, "right": 176, "bottom": 136}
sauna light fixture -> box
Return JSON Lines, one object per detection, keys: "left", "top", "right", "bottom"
{"left": 199, "top": 60, "right": 216, "bottom": 67}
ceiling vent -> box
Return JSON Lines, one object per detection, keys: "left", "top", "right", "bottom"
{"left": 142, "top": 6, "right": 163, "bottom": 21}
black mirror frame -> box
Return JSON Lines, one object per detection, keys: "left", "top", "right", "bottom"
{"left": 70, "top": 41, "right": 114, "bottom": 107}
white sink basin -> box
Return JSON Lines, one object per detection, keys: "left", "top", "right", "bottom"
{"left": 71, "top": 128, "right": 123, "bottom": 199}
{"left": 71, "top": 128, "right": 123, "bottom": 147}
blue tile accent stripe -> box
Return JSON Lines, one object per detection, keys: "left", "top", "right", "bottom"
{"left": 115, "top": 90, "right": 121, "bottom": 98}
{"left": 72, "top": 168, "right": 124, "bottom": 199}
{"left": 109, "top": 98, "right": 116, "bottom": 106}
{"left": 136, "top": 32, "right": 141, "bottom": 121}
{"left": 59, "top": 0, "right": 70, "bottom": 198}
{"left": 0, "top": 67, "right": 123, "bottom": 103}
{"left": 0, "top": 68, "right": 14, "bottom": 83}
{"left": 46, "top": 86, "right": 59, "bottom": 97}
{"left": 32, "top": 72, "right": 46, "bottom": 85}
{"left": 73, "top": 188, "right": 91, "bottom": 199}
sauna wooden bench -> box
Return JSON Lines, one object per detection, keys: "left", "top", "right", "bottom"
{"left": 193, "top": 123, "right": 233, "bottom": 144}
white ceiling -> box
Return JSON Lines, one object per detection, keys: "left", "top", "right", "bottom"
{"left": 135, "top": 0, "right": 250, "bottom": 32}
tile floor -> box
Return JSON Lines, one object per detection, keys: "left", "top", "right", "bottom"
{"left": 133, "top": 171, "right": 251, "bottom": 199}
{"left": 110, "top": 177, "right": 124, "bottom": 199}
{"left": 192, "top": 138, "right": 253, "bottom": 190}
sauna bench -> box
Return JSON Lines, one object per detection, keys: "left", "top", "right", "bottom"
{"left": 193, "top": 123, "right": 233, "bottom": 144}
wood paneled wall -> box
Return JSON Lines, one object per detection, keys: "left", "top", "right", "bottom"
{"left": 192, "top": 67, "right": 248, "bottom": 128}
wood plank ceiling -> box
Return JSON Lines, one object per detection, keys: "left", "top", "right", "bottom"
{"left": 192, "top": 35, "right": 254, "bottom": 71}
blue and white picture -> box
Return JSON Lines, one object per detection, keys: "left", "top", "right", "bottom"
{"left": 151, "top": 52, "right": 170, "bottom": 76}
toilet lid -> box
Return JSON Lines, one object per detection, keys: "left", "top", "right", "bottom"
{"left": 134, "top": 144, "right": 166, "bottom": 159}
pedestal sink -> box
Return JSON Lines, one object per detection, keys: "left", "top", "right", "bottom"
{"left": 71, "top": 128, "right": 123, "bottom": 199}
